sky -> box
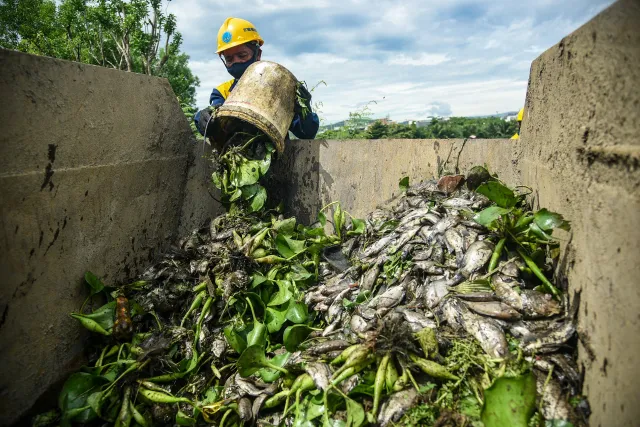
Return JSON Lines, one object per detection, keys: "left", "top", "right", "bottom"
{"left": 168, "top": 0, "right": 615, "bottom": 124}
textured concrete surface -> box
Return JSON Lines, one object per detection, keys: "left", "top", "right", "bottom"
{"left": 521, "top": 1, "right": 640, "bottom": 425}
{"left": 0, "top": 49, "right": 221, "bottom": 424}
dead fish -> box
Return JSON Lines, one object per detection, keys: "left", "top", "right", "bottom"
{"left": 304, "top": 362, "right": 332, "bottom": 391}
{"left": 423, "top": 215, "right": 460, "bottom": 243}
{"left": 442, "top": 198, "right": 474, "bottom": 209}
{"left": 465, "top": 314, "right": 509, "bottom": 359}
{"left": 387, "top": 226, "right": 421, "bottom": 253}
{"left": 521, "top": 321, "right": 575, "bottom": 354}
{"left": 535, "top": 372, "right": 573, "bottom": 421}
{"left": 235, "top": 374, "right": 268, "bottom": 397}
{"left": 430, "top": 243, "right": 445, "bottom": 264}
{"left": 350, "top": 314, "right": 372, "bottom": 334}
{"left": 499, "top": 260, "right": 520, "bottom": 278}
{"left": 307, "top": 340, "right": 351, "bottom": 356}
{"left": 368, "top": 285, "right": 405, "bottom": 310}
{"left": 425, "top": 277, "right": 452, "bottom": 309}
{"left": 411, "top": 246, "right": 433, "bottom": 261}
{"left": 359, "top": 233, "right": 398, "bottom": 259}
{"left": 237, "top": 397, "right": 253, "bottom": 421}
{"left": 493, "top": 274, "right": 562, "bottom": 318}
{"left": 395, "top": 307, "right": 436, "bottom": 332}
{"left": 457, "top": 292, "right": 497, "bottom": 302}
{"left": 378, "top": 388, "right": 418, "bottom": 427}
{"left": 453, "top": 240, "right": 494, "bottom": 283}
{"left": 341, "top": 374, "right": 360, "bottom": 395}
{"left": 360, "top": 264, "right": 381, "bottom": 291}
{"left": 444, "top": 228, "right": 465, "bottom": 265}
{"left": 464, "top": 300, "right": 522, "bottom": 320}
{"left": 322, "top": 319, "right": 342, "bottom": 337}
{"left": 413, "top": 260, "right": 445, "bottom": 275}
{"left": 357, "top": 306, "right": 377, "bottom": 321}
{"left": 443, "top": 298, "right": 508, "bottom": 358}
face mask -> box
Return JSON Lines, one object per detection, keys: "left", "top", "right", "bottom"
{"left": 226, "top": 54, "right": 257, "bottom": 79}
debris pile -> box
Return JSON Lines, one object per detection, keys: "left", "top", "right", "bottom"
{"left": 35, "top": 144, "right": 589, "bottom": 426}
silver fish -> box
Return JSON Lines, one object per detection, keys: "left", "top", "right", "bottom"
{"left": 359, "top": 233, "right": 397, "bottom": 259}
{"left": 411, "top": 246, "right": 433, "bottom": 261}
{"left": 305, "top": 362, "right": 332, "bottom": 391}
{"left": 444, "top": 228, "right": 465, "bottom": 265}
{"left": 521, "top": 321, "right": 575, "bottom": 354}
{"left": 360, "top": 264, "right": 381, "bottom": 291}
{"left": 442, "top": 198, "right": 474, "bottom": 209}
{"left": 464, "top": 300, "right": 522, "bottom": 320}
{"left": 423, "top": 215, "right": 460, "bottom": 243}
{"left": 396, "top": 307, "right": 436, "bottom": 332}
{"left": 237, "top": 397, "right": 253, "bottom": 421}
{"left": 378, "top": 388, "right": 418, "bottom": 427}
{"left": 413, "top": 260, "right": 445, "bottom": 275}
{"left": 535, "top": 372, "right": 573, "bottom": 421}
{"left": 350, "top": 314, "right": 372, "bottom": 334}
{"left": 457, "top": 291, "right": 497, "bottom": 302}
{"left": 307, "top": 340, "right": 351, "bottom": 356}
{"left": 457, "top": 240, "right": 494, "bottom": 279}
{"left": 425, "top": 278, "right": 452, "bottom": 309}
{"left": 387, "top": 226, "right": 421, "bottom": 253}
{"left": 492, "top": 274, "right": 562, "bottom": 318}
{"left": 368, "top": 285, "right": 405, "bottom": 310}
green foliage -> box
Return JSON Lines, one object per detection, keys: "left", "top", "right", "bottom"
{"left": 0, "top": 0, "right": 199, "bottom": 107}
{"left": 481, "top": 373, "right": 537, "bottom": 427}
{"left": 321, "top": 116, "right": 519, "bottom": 140}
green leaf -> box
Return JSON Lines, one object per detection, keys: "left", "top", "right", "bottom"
{"left": 276, "top": 235, "right": 306, "bottom": 259}
{"left": 233, "top": 159, "right": 261, "bottom": 187}
{"left": 268, "top": 280, "right": 293, "bottom": 306}
{"left": 399, "top": 176, "right": 410, "bottom": 192}
{"left": 237, "top": 345, "right": 270, "bottom": 377}
{"left": 84, "top": 271, "right": 104, "bottom": 295}
{"left": 347, "top": 218, "right": 365, "bottom": 236}
{"left": 241, "top": 183, "right": 261, "bottom": 200}
{"left": 534, "top": 208, "right": 570, "bottom": 231}
{"left": 224, "top": 325, "right": 247, "bottom": 354}
{"left": 481, "top": 373, "right": 537, "bottom": 427}
{"left": 286, "top": 301, "right": 309, "bottom": 323}
{"left": 290, "top": 264, "right": 313, "bottom": 282}
{"left": 283, "top": 324, "right": 313, "bottom": 352}
{"left": 266, "top": 304, "right": 289, "bottom": 333}
{"left": 258, "top": 352, "right": 290, "bottom": 382}
{"left": 229, "top": 187, "right": 242, "bottom": 202}
{"left": 345, "top": 397, "right": 365, "bottom": 427}
{"left": 476, "top": 181, "right": 517, "bottom": 208}
{"left": 251, "top": 273, "right": 268, "bottom": 288}
{"left": 176, "top": 410, "right": 196, "bottom": 426}
{"left": 273, "top": 217, "right": 297, "bottom": 234}
{"left": 473, "top": 206, "right": 513, "bottom": 228}
{"left": 545, "top": 421, "right": 574, "bottom": 427}
{"left": 258, "top": 151, "right": 272, "bottom": 175}
{"left": 249, "top": 186, "right": 267, "bottom": 212}
{"left": 318, "top": 211, "right": 327, "bottom": 227}
{"left": 58, "top": 373, "right": 106, "bottom": 422}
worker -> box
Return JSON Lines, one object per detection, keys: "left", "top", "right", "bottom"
{"left": 194, "top": 17, "right": 319, "bottom": 140}
{"left": 511, "top": 108, "right": 524, "bottom": 139}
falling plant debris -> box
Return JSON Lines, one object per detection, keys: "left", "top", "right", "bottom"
{"left": 35, "top": 155, "right": 588, "bottom": 426}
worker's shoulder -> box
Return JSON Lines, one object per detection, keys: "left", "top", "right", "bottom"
{"left": 215, "top": 79, "right": 237, "bottom": 98}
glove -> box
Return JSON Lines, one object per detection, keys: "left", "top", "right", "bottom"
{"left": 294, "top": 83, "right": 312, "bottom": 116}
{"left": 196, "top": 107, "right": 215, "bottom": 136}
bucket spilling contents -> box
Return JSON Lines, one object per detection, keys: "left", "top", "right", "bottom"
{"left": 34, "top": 137, "right": 588, "bottom": 426}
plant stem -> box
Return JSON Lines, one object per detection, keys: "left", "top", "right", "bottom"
{"left": 488, "top": 237, "right": 506, "bottom": 272}
{"left": 516, "top": 248, "right": 560, "bottom": 298}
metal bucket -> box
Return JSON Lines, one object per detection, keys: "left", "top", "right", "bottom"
{"left": 213, "top": 61, "right": 297, "bottom": 153}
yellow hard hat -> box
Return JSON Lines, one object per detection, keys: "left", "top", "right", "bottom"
{"left": 517, "top": 108, "right": 524, "bottom": 122}
{"left": 216, "top": 17, "right": 264, "bottom": 54}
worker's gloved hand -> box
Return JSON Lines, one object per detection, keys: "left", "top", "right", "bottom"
{"left": 294, "top": 83, "right": 312, "bottom": 116}
{"left": 196, "top": 107, "right": 215, "bottom": 136}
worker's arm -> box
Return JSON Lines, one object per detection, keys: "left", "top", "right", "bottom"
{"left": 194, "top": 80, "right": 237, "bottom": 136}
{"left": 290, "top": 111, "right": 320, "bottom": 139}
{"left": 290, "top": 83, "right": 319, "bottom": 139}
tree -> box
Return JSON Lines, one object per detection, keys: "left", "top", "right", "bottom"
{"left": 366, "top": 120, "right": 388, "bottom": 139}
{"left": 0, "top": 0, "right": 199, "bottom": 108}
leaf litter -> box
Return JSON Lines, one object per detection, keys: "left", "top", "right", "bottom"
{"left": 34, "top": 138, "right": 589, "bottom": 427}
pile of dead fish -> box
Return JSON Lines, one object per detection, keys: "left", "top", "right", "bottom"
{"left": 38, "top": 170, "right": 589, "bottom": 427}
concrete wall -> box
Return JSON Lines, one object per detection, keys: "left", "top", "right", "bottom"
{"left": 0, "top": 49, "right": 222, "bottom": 425}
{"left": 272, "top": 1, "right": 639, "bottom": 424}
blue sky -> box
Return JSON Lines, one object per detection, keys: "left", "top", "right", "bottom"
{"left": 169, "top": 0, "right": 615, "bottom": 124}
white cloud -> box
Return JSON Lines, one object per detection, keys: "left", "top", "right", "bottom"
{"left": 173, "top": 0, "right": 616, "bottom": 124}
{"left": 387, "top": 53, "right": 450, "bottom": 66}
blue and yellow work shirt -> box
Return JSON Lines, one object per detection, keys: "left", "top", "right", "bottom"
{"left": 195, "top": 78, "right": 320, "bottom": 140}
